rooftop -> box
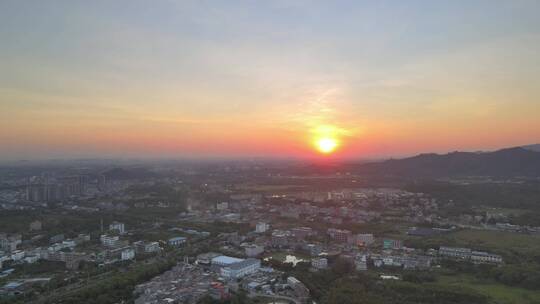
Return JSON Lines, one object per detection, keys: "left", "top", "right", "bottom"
{"left": 225, "top": 258, "right": 260, "bottom": 270}
{"left": 212, "top": 255, "right": 244, "bottom": 265}
{"left": 169, "top": 236, "right": 187, "bottom": 241}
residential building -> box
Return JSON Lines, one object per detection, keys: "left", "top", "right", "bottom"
{"left": 439, "top": 246, "right": 472, "bottom": 259}
{"left": 471, "top": 251, "right": 503, "bottom": 264}
{"left": 305, "top": 244, "right": 322, "bottom": 256}
{"left": 0, "top": 234, "right": 21, "bottom": 252}
{"left": 327, "top": 228, "right": 351, "bottom": 242}
{"left": 100, "top": 235, "right": 121, "bottom": 248}
{"left": 121, "top": 248, "right": 135, "bottom": 260}
{"left": 24, "top": 255, "right": 39, "bottom": 264}
{"left": 143, "top": 242, "right": 160, "bottom": 253}
{"left": 255, "top": 222, "right": 269, "bottom": 233}
{"left": 383, "top": 239, "right": 403, "bottom": 250}
{"left": 168, "top": 236, "right": 187, "bottom": 247}
{"left": 49, "top": 234, "right": 64, "bottom": 244}
{"left": 292, "top": 227, "right": 313, "bottom": 239}
{"left": 196, "top": 252, "right": 221, "bottom": 266}
{"left": 287, "top": 277, "right": 310, "bottom": 300}
{"left": 109, "top": 221, "right": 125, "bottom": 234}
{"left": 355, "top": 234, "right": 374, "bottom": 246}
{"left": 10, "top": 250, "right": 25, "bottom": 261}
{"left": 355, "top": 255, "right": 368, "bottom": 271}
{"left": 311, "top": 257, "right": 328, "bottom": 270}
{"left": 271, "top": 231, "right": 289, "bottom": 248}
{"left": 62, "top": 239, "right": 76, "bottom": 249}
{"left": 216, "top": 202, "right": 229, "bottom": 211}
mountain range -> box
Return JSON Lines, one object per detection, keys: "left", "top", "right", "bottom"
{"left": 357, "top": 145, "right": 540, "bottom": 178}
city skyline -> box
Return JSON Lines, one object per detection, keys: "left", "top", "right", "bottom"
{"left": 1, "top": 1, "right": 540, "bottom": 160}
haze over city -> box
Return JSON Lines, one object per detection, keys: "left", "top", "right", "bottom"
{"left": 3, "top": 2, "right": 540, "bottom": 304}
{"left": 1, "top": 1, "right": 540, "bottom": 161}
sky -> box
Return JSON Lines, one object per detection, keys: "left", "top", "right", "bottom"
{"left": 1, "top": 0, "right": 540, "bottom": 160}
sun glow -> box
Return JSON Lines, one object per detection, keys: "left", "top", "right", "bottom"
{"left": 316, "top": 137, "right": 338, "bottom": 154}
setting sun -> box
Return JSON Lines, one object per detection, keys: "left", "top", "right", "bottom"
{"left": 316, "top": 137, "right": 338, "bottom": 154}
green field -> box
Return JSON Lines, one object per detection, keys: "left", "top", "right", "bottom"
{"left": 406, "top": 228, "right": 540, "bottom": 262}
{"left": 449, "top": 229, "right": 540, "bottom": 254}
{"left": 438, "top": 274, "right": 540, "bottom": 304}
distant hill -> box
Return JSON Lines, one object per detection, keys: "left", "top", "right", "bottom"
{"left": 357, "top": 147, "right": 540, "bottom": 178}
{"left": 523, "top": 144, "right": 540, "bottom": 152}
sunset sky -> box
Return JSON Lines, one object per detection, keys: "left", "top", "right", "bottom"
{"left": 1, "top": 1, "right": 540, "bottom": 160}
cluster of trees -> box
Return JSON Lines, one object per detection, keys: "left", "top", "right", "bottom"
{"left": 321, "top": 281, "right": 489, "bottom": 304}
{"left": 402, "top": 271, "right": 436, "bottom": 284}
{"left": 293, "top": 269, "right": 490, "bottom": 304}
{"left": 405, "top": 181, "right": 540, "bottom": 215}
{"left": 441, "top": 260, "right": 540, "bottom": 290}
{"left": 38, "top": 258, "right": 175, "bottom": 304}
{"left": 490, "top": 265, "right": 540, "bottom": 290}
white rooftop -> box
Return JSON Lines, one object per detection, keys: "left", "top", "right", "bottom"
{"left": 211, "top": 255, "right": 244, "bottom": 265}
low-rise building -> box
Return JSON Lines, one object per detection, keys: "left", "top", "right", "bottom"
{"left": 292, "top": 227, "right": 314, "bottom": 239}
{"left": 196, "top": 252, "right": 221, "bottom": 266}
{"left": 0, "top": 234, "right": 21, "bottom": 253}
{"left": 287, "top": 276, "right": 310, "bottom": 301}
{"left": 49, "top": 234, "right": 64, "bottom": 244}
{"left": 271, "top": 231, "right": 289, "bottom": 248}
{"left": 305, "top": 244, "right": 322, "bottom": 256}
{"left": 140, "top": 241, "right": 160, "bottom": 253}
{"left": 62, "top": 239, "right": 76, "bottom": 249}
{"left": 311, "top": 257, "right": 328, "bottom": 270}
{"left": 109, "top": 221, "right": 125, "bottom": 234}
{"left": 100, "top": 235, "right": 121, "bottom": 248}
{"left": 244, "top": 244, "right": 264, "bottom": 257}
{"left": 354, "top": 234, "right": 374, "bottom": 246}
{"left": 383, "top": 239, "right": 403, "bottom": 250}
{"left": 355, "top": 255, "right": 368, "bottom": 271}
{"left": 255, "top": 222, "right": 269, "bottom": 233}
{"left": 211, "top": 255, "right": 244, "bottom": 267}
{"left": 439, "top": 246, "right": 471, "bottom": 259}
{"left": 74, "top": 234, "right": 91, "bottom": 245}
{"left": 220, "top": 258, "right": 261, "bottom": 279}
{"left": 471, "top": 251, "right": 503, "bottom": 264}
{"left": 216, "top": 202, "right": 229, "bottom": 211}
{"left": 327, "top": 228, "right": 351, "bottom": 243}
{"left": 10, "top": 250, "right": 25, "bottom": 261}
{"left": 121, "top": 248, "right": 135, "bottom": 260}
{"left": 168, "top": 237, "right": 187, "bottom": 247}
{"left": 24, "top": 255, "right": 39, "bottom": 264}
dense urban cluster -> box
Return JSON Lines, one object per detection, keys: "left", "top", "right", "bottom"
{"left": 0, "top": 162, "right": 539, "bottom": 304}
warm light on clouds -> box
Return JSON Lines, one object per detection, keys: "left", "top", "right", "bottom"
{"left": 0, "top": 1, "right": 539, "bottom": 160}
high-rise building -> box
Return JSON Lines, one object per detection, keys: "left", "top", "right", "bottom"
{"left": 97, "top": 174, "right": 107, "bottom": 191}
